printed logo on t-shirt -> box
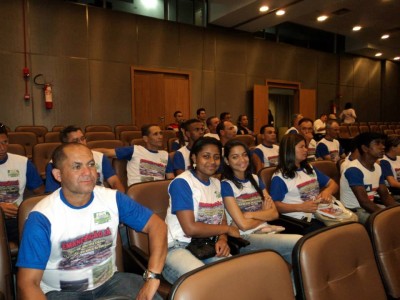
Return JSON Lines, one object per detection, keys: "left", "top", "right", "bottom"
{"left": 237, "top": 192, "right": 262, "bottom": 212}
{"left": 197, "top": 201, "right": 224, "bottom": 225}
{"left": 8, "top": 169, "right": 19, "bottom": 177}
{"left": 94, "top": 211, "right": 111, "bottom": 224}
{"left": 139, "top": 158, "right": 166, "bottom": 182}
{"left": 0, "top": 180, "right": 20, "bottom": 203}
{"left": 297, "top": 179, "right": 319, "bottom": 201}
{"left": 267, "top": 155, "right": 278, "bottom": 167}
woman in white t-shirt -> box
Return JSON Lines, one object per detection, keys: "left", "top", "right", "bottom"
{"left": 339, "top": 102, "right": 357, "bottom": 124}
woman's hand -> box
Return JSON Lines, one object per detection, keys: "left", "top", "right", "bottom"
{"left": 317, "top": 190, "right": 332, "bottom": 204}
{"left": 215, "top": 239, "right": 230, "bottom": 257}
{"left": 301, "top": 200, "right": 319, "bottom": 213}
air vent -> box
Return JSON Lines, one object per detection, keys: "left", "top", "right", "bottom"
{"left": 331, "top": 8, "right": 351, "bottom": 16}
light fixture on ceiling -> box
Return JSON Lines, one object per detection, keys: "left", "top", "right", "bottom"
{"left": 259, "top": 6, "right": 269, "bottom": 12}
{"left": 141, "top": 0, "right": 157, "bottom": 9}
{"left": 375, "top": 52, "right": 382, "bottom": 57}
{"left": 317, "top": 15, "right": 328, "bottom": 22}
{"left": 352, "top": 25, "right": 362, "bottom": 31}
{"left": 276, "top": 9, "right": 285, "bottom": 16}
{"left": 381, "top": 34, "right": 390, "bottom": 39}
{"left": 394, "top": 57, "right": 400, "bottom": 61}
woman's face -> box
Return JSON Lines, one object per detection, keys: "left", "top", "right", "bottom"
{"left": 295, "top": 140, "right": 308, "bottom": 164}
{"left": 240, "top": 116, "right": 248, "bottom": 127}
{"left": 227, "top": 145, "right": 249, "bottom": 175}
{"left": 192, "top": 144, "right": 221, "bottom": 180}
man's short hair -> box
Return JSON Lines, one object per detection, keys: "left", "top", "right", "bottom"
{"left": 216, "top": 120, "right": 228, "bottom": 136}
{"left": 298, "top": 117, "right": 313, "bottom": 126}
{"left": 173, "top": 111, "right": 182, "bottom": 118}
{"left": 326, "top": 119, "right": 339, "bottom": 129}
{"left": 0, "top": 123, "right": 8, "bottom": 136}
{"left": 260, "top": 124, "right": 274, "bottom": 134}
{"left": 220, "top": 112, "right": 230, "bottom": 121}
{"left": 196, "top": 108, "right": 205, "bottom": 116}
{"left": 52, "top": 143, "right": 88, "bottom": 169}
{"left": 60, "top": 125, "right": 82, "bottom": 143}
{"left": 182, "top": 118, "right": 202, "bottom": 131}
{"left": 141, "top": 124, "right": 159, "bottom": 137}
{"left": 320, "top": 113, "right": 327, "bottom": 118}
{"left": 206, "top": 116, "right": 218, "bottom": 127}
{"left": 354, "top": 132, "right": 386, "bottom": 154}
{"left": 385, "top": 135, "right": 400, "bottom": 151}
{"left": 291, "top": 113, "right": 302, "bottom": 126}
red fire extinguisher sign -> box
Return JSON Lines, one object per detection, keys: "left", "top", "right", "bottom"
{"left": 44, "top": 83, "right": 53, "bottom": 109}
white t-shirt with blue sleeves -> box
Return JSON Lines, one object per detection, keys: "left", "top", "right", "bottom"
{"left": 173, "top": 146, "right": 191, "bottom": 172}
{"left": 253, "top": 144, "right": 279, "bottom": 167}
{"left": 380, "top": 155, "right": 400, "bottom": 187}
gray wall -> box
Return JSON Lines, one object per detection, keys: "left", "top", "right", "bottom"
{"left": 0, "top": 0, "right": 399, "bottom": 130}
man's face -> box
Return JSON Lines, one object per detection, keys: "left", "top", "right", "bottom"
{"left": 186, "top": 122, "right": 205, "bottom": 143}
{"left": 367, "top": 139, "right": 385, "bottom": 159}
{"left": 299, "top": 121, "right": 313, "bottom": 138}
{"left": 53, "top": 145, "right": 97, "bottom": 196}
{"left": 145, "top": 126, "right": 163, "bottom": 149}
{"left": 208, "top": 117, "right": 220, "bottom": 133}
{"left": 327, "top": 122, "right": 340, "bottom": 139}
{"left": 263, "top": 127, "right": 276, "bottom": 144}
{"left": 0, "top": 134, "right": 8, "bottom": 160}
{"left": 223, "top": 114, "right": 232, "bottom": 121}
{"left": 321, "top": 115, "right": 328, "bottom": 122}
{"left": 175, "top": 112, "right": 184, "bottom": 123}
{"left": 222, "top": 121, "right": 237, "bottom": 140}
{"left": 240, "top": 116, "right": 249, "bottom": 127}
{"left": 198, "top": 111, "right": 207, "bottom": 121}
{"left": 67, "top": 130, "right": 87, "bottom": 145}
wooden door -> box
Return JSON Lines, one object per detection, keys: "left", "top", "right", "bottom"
{"left": 253, "top": 84, "right": 269, "bottom": 134}
{"left": 299, "top": 89, "right": 316, "bottom": 120}
{"left": 164, "top": 75, "right": 190, "bottom": 127}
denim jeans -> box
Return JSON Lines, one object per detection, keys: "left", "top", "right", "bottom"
{"left": 46, "top": 272, "right": 162, "bottom": 300}
{"left": 240, "top": 233, "right": 302, "bottom": 264}
{"left": 162, "top": 241, "right": 227, "bottom": 284}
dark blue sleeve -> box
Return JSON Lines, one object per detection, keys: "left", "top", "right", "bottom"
{"left": 16, "top": 212, "right": 51, "bottom": 270}
{"left": 173, "top": 151, "right": 185, "bottom": 171}
{"left": 221, "top": 181, "right": 234, "bottom": 197}
{"left": 171, "top": 142, "right": 181, "bottom": 152}
{"left": 26, "top": 160, "right": 43, "bottom": 190}
{"left": 253, "top": 148, "right": 264, "bottom": 162}
{"left": 169, "top": 178, "right": 194, "bottom": 214}
{"left": 344, "top": 167, "right": 364, "bottom": 186}
{"left": 313, "top": 167, "right": 330, "bottom": 188}
{"left": 45, "top": 163, "right": 60, "bottom": 193}
{"left": 288, "top": 129, "right": 297, "bottom": 134}
{"left": 101, "top": 155, "right": 116, "bottom": 180}
{"left": 116, "top": 191, "right": 153, "bottom": 231}
{"left": 270, "top": 176, "right": 288, "bottom": 201}
{"left": 115, "top": 146, "right": 134, "bottom": 160}
{"left": 378, "top": 165, "right": 385, "bottom": 185}
{"left": 315, "top": 143, "right": 329, "bottom": 158}
{"left": 380, "top": 160, "right": 394, "bottom": 178}
{"left": 258, "top": 177, "right": 266, "bottom": 190}
{"left": 166, "top": 154, "right": 174, "bottom": 174}
{"left": 339, "top": 145, "right": 344, "bottom": 156}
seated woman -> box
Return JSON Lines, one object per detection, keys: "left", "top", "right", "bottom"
{"left": 236, "top": 114, "right": 254, "bottom": 135}
{"left": 163, "top": 137, "right": 240, "bottom": 284}
{"left": 380, "top": 135, "right": 400, "bottom": 198}
{"left": 270, "top": 134, "right": 338, "bottom": 234}
{"left": 221, "top": 140, "right": 301, "bottom": 264}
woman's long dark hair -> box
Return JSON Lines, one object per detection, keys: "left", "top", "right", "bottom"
{"left": 189, "top": 136, "right": 222, "bottom": 167}
{"left": 276, "top": 134, "right": 313, "bottom": 179}
{"left": 222, "top": 139, "right": 264, "bottom": 200}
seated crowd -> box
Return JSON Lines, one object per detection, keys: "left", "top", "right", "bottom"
{"left": 1, "top": 108, "right": 399, "bottom": 299}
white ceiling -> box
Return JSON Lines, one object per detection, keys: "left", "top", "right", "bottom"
{"left": 208, "top": 0, "right": 400, "bottom": 61}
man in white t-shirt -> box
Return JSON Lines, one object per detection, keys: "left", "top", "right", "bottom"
{"left": 316, "top": 119, "right": 345, "bottom": 163}
{"left": 313, "top": 113, "right": 327, "bottom": 141}
{"left": 285, "top": 113, "right": 303, "bottom": 135}
{"left": 204, "top": 116, "right": 220, "bottom": 140}
{"left": 298, "top": 118, "right": 317, "bottom": 162}
{"left": 217, "top": 120, "right": 237, "bottom": 147}
{"left": 253, "top": 125, "right": 279, "bottom": 168}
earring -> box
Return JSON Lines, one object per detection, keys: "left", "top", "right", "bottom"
{"left": 193, "top": 163, "right": 197, "bottom": 169}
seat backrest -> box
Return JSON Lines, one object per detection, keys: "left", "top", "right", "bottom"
{"left": 396, "top": 129, "right": 400, "bottom": 135}
{"left": 32, "top": 143, "right": 61, "bottom": 179}
{"left": 120, "top": 131, "right": 142, "bottom": 146}
{"left": 18, "top": 194, "right": 124, "bottom": 272}
{"left": 388, "top": 124, "right": 397, "bottom": 130}
{"left": 85, "top": 125, "right": 113, "bottom": 132}
{"left": 44, "top": 131, "right": 61, "bottom": 143}
{"left": 349, "top": 125, "right": 360, "bottom": 137}
{"left": 15, "top": 126, "right": 48, "bottom": 143}
{"left": 114, "top": 125, "right": 139, "bottom": 139}
{"left": 7, "top": 132, "right": 38, "bottom": 159}
{"left": 233, "top": 135, "right": 256, "bottom": 148}
{"left": 162, "top": 130, "right": 177, "bottom": 151}
{"left": 169, "top": 250, "right": 294, "bottom": 300}
{"left": 0, "top": 210, "right": 14, "bottom": 300}
{"left": 112, "top": 158, "right": 128, "bottom": 191}
{"left": 126, "top": 180, "right": 171, "bottom": 260}
{"left": 293, "top": 222, "right": 386, "bottom": 300}
{"left": 7, "top": 143, "right": 26, "bottom": 156}
{"left": 370, "top": 125, "right": 381, "bottom": 133}
{"left": 383, "top": 129, "right": 394, "bottom": 135}
{"left": 338, "top": 125, "right": 351, "bottom": 138}
{"left": 85, "top": 131, "right": 115, "bottom": 142}
{"left": 51, "top": 125, "right": 65, "bottom": 132}
{"left": 87, "top": 139, "right": 123, "bottom": 149}
{"left": 131, "top": 138, "right": 146, "bottom": 147}
{"left": 379, "top": 125, "right": 388, "bottom": 132}
{"left": 366, "top": 205, "right": 400, "bottom": 299}
{"left": 359, "top": 125, "right": 370, "bottom": 133}
{"left": 258, "top": 166, "right": 277, "bottom": 192}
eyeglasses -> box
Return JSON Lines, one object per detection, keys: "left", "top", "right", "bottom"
{"left": 71, "top": 136, "right": 86, "bottom": 143}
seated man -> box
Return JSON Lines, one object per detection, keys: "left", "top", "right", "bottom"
{"left": 316, "top": 119, "right": 345, "bottom": 163}
{"left": 217, "top": 120, "right": 237, "bottom": 147}
{"left": 0, "top": 123, "right": 44, "bottom": 243}
{"left": 313, "top": 113, "right": 327, "bottom": 141}
{"left": 204, "top": 116, "right": 220, "bottom": 140}
{"left": 166, "top": 111, "right": 184, "bottom": 133}
{"left": 99, "top": 124, "right": 174, "bottom": 186}
{"left": 340, "top": 132, "right": 397, "bottom": 224}
{"left": 17, "top": 143, "right": 167, "bottom": 299}
{"left": 253, "top": 125, "right": 279, "bottom": 167}
{"left": 380, "top": 135, "right": 400, "bottom": 197}
{"left": 298, "top": 117, "right": 317, "bottom": 162}
{"left": 285, "top": 113, "right": 303, "bottom": 135}
{"left": 45, "top": 126, "right": 125, "bottom": 193}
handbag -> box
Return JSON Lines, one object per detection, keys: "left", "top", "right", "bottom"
{"left": 315, "top": 199, "right": 358, "bottom": 226}
{"left": 186, "top": 237, "right": 216, "bottom": 260}
{"left": 227, "top": 236, "right": 250, "bottom": 255}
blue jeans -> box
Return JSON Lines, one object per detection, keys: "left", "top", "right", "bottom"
{"left": 46, "top": 272, "right": 162, "bottom": 300}
{"left": 162, "top": 241, "right": 227, "bottom": 284}
{"left": 240, "top": 233, "right": 302, "bottom": 264}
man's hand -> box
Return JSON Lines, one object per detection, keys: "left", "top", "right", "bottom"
{"left": 0, "top": 202, "right": 18, "bottom": 218}
{"left": 215, "top": 239, "right": 230, "bottom": 257}
{"left": 227, "top": 225, "right": 240, "bottom": 238}
{"left": 136, "top": 279, "right": 160, "bottom": 300}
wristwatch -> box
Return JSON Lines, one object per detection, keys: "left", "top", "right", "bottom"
{"left": 143, "top": 269, "right": 162, "bottom": 281}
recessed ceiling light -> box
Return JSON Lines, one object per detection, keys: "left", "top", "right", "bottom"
{"left": 394, "top": 57, "right": 400, "bottom": 61}
{"left": 352, "top": 25, "right": 362, "bottom": 31}
{"left": 375, "top": 52, "right": 382, "bottom": 57}
{"left": 317, "top": 15, "right": 328, "bottom": 22}
{"left": 381, "top": 34, "right": 390, "bottom": 39}
{"left": 276, "top": 9, "right": 285, "bottom": 16}
{"left": 259, "top": 6, "right": 269, "bottom": 12}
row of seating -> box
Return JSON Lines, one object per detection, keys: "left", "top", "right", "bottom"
{"left": 339, "top": 124, "right": 400, "bottom": 139}
{"left": 341, "top": 121, "right": 400, "bottom": 126}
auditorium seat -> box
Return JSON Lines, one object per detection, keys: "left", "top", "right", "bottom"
{"left": 15, "top": 125, "right": 48, "bottom": 143}
{"left": 131, "top": 138, "right": 146, "bottom": 147}
{"left": 379, "top": 125, "right": 388, "bottom": 133}
{"left": 120, "top": 131, "right": 142, "bottom": 146}
{"left": 0, "top": 209, "right": 14, "bottom": 300}
{"left": 349, "top": 125, "right": 360, "bottom": 137}
{"left": 87, "top": 140, "right": 123, "bottom": 149}
{"left": 359, "top": 125, "right": 370, "bottom": 133}
{"left": 233, "top": 134, "right": 256, "bottom": 148}
{"left": 85, "top": 125, "right": 113, "bottom": 132}
{"left": 293, "top": 222, "right": 386, "bottom": 300}
{"left": 85, "top": 131, "right": 115, "bottom": 142}
{"left": 368, "top": 122, "right": 377, "bottom": 126}
{"left": 169, "top": 250, "right": 294, "bottom": 300}
{"left": 162, "top": 130, "right": 177, "bottom": 151}
{"left": 7, "top": 143, "right": 26, "bottom": 156}
{"left": 51, "top": 125, "right": 64, "bottom": 132}
{"left": 32, "top": 143, "right": 61, "bottom": 179}
{"left": 383, "top": 129, "right": 394, "bottom": 135}
{"left": 44, "top": 131, "right": 60, "bottom": 143}
{"left": 7, "top": 132, "right": 37, "bottom": 159}
{"left": 310, "top": 160, "right": 340, "bottom": 198}
{"left": 369, "top": 125, "right": 381, "bottom": 133}
{"left": 114, "top": 125, "right": 139, "bottom": 139}
{"left": 388, "top": 124, "right": 397, "bottom": 130}
{"left": 112, "top": 159, "right": 128, "bottom": 191}
{"left": 338, "top": 125, "right": 351, "bottom": 139}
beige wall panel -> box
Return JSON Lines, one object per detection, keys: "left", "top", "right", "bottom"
{"left": 202, "top": 30, "right": 216, "bottom": 71}
{"left": 246, "top": 75, "right": 265, "bottom": 92}
{"left": 88, "top": 7, "right": 138, "bottom": 63}
{"left": 385, "top": 61, "right": 400, "bottom": 88}
{"left": 137, "top": 17, "right": 179, "bottom": 68}
{"left": 0, "top": 53, "right": 33, "bottom": 129}
{"left": 246, "top": 39, "right": 274, "bottom": 78}
{"left": 215, "top": 30, "right": 247, "bottom": 74}
{"left": 317, "top": 53, "right": 338, "bottom": 84}
{"left": 179, "top": 26, "right": 204, "bottom": 70}
{"left": 353, "top": 87, "right": 380, "bottom": 121}
{"left": 272, "top": 45, "right": 297, "bottom": 82}
{"left": 188, "top": 69, "right": 202, "bottom": 117}
{"left": 381, "top": 91, "right": 400, "bottom": 121}
{"left": 201, "top": 71, "right": 217, "bottom": 115}
{"left": 338, "top": 85, "right": 354, "bottom": 110}
{"left": 339, "top": 56, "right": 354, "bottom": 86}
{"left": 317, "top": 83, "right": 336, "bottom": 115}
{"left": 215, "top": 72, "right": 246, "bottom": 121}
{"left": 30, "top": 55, "right": 90, "bottom": 129}
{"left": 29, "top": 0, "right": 87, "bottom": 57}
{"left": 90, "top": 61, "right": 132, "bottom": 126}
{"left": 353, "top": 57, "right": 370, "bottom": 88}
{"left": 0, "top": 0, "right": 23, "bottom": 52}
{"left": 295, "top": 48, "right": 318, "bottom": 89}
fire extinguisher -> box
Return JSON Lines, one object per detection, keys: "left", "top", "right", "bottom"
{"left": 34, "top": 74, "right": 53, "bottom": 109}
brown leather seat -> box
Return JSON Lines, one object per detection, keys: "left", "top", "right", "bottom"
{"left": 310, "top": 160, "right": 340, "bottom": 198}
{"left": 359, "top": 125, "right": 370, "bottom": 133}
{"left": 112, "top": 158, "right": 128, "bottom": 191}
{"left": 169, "top": 250, "right": 294, "bottom": 300}
{"left": 258, "top": 166, "right": 276, "bottom": 191}
{"left": 7, "top": 132, "right": 38, "bottom": 159}
{"left": 370, "top": 125, "right": 381, "bottom": 133}
{"left": 0, "top": 210, "right": 14, "bottom": 300}
{"left": 233, "top": 134, "right": 255, "bottom": 148}
{"left": 51, "top": 125, "right": 65, "bottom": 132}
{"left": 131, "top": 138, "right": 146, "bottom": 147}
{"left": 162, "top": 130, "right": 177, "bottom": 151}
{"left": 87, "top": 139, "right": 123, "bottom": 149}
{"left": 44, "top": 131, "right": 61, "bottom": 143}
{"left": 383, "top": 129, "right": 394, "bottom": 135}
{"left": 293, "top": 222, "right": 386, "bottom": 300}
{"left": 338, "top": 125, "right": 351, "bottom": 139}
{"left": 366, "top": 205, "right": 400, "bottom": 299}
{"left": 126, "top": 180, "right": 172, "bottom": 298}
{"left": 15, "top": 125, "right": 48, "bottom": 143}
{"left": 32, "top": 143, "right": 61, "bottom": 179}
{"left": 349, "top": 125, "right": 360, "bottom": 137}
{"left": 85, "top": 125, "right": 113, "bottom": 132}
{"left": 114, "top": 125, "right": 139, "bottom": 139}
{"left": 85, "top": 131, "right": 116, "bottom": 142}
{"left": 120, "top": 131, "right": 142, "bottom": 146}
{"left": 7, "top": 143, "right": 26, "bottom": 156}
